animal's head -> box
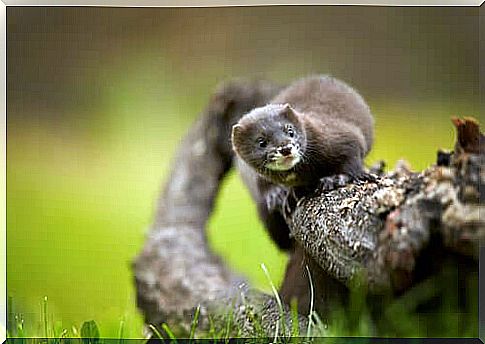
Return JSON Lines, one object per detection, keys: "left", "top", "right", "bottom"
{"left": 231, "top": 103, "right": 306, "bottom": 173}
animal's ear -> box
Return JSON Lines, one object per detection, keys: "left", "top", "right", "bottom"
{"left": 280, "top": 103, "right": 299, "bottom": 122}
{"left": 231, "top": 124, "right": 243, "bottom": 141}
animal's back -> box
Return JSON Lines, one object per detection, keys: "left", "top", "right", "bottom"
{"left": 271, "top": 75, "right": 374, "bottom": 154}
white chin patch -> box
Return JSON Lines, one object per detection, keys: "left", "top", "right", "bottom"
{"left": 266, "top": 155, "right": 300, "bottom": 171}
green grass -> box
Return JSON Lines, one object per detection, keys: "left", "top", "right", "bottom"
{"left": 6, "top": 99, "right": 478, "bottom": 338}
{"left": 7, "top": 263, "right": 477, "bottom": 339}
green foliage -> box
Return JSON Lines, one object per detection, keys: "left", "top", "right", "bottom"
{"left": 80, "top": 321, "right": 100, "bottom": 344}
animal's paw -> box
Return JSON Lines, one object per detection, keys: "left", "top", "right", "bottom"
{"left": 318, "top": 174, "right": 352, "bottom": 192}
{"left": 317, "top": 172, "right": 378, "bottom": 192}
{"left": 354, "top": 171, "right": 379, "bottom": 184}
{"left": 265, "top": 186, "right": 290, "bottom": 212}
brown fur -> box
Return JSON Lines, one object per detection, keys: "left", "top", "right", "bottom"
{"left": 231, "top": 75, "right": 374, "bottom": 250}
{"left": 272, "top": 75, "right": 373, "bottom": 155}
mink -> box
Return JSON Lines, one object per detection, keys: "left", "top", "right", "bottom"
{"left": 231, "top": 75, "right": 374, "bottom": 250}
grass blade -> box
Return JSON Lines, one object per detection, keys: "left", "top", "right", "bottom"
{"left": 147, "top": 324, "right": 165, "bottom": 343}
{"left": 273, "top": 320, "right": 279, "bottom": 343}
{"left": 261, "top": 263, "right": 286, "bottom": 337}
{"left": 16, "top": 315, "right": 25, "bottom": 338}
{"left": 118, "top": 316, "right": 125, "bottom": 343}
{"left": 8, "top": 296, "right": 15, "bottom": 338}
{"left": 42, "top": 296, "right": 48, "bottom": 338}
{"left": 223, "top": 306, "right": 234, "bottom": 343}
{"left": 290, "top": 298, "right": 300, "bottom": 338}
{"left": 72, "top": 325, "right": 80, "bottom": 338}
{"left": 189, "top": 305, "right": 200, "bottom": 340}
{"left": 305, "top": 265, "right": 314, "bottom": 338}
{"left": 161, "top": 323, "right": 177, "bottom": 344}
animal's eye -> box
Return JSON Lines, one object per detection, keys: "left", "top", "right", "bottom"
{"left": 257, "top": 137, "right": 267, "bottom": 148}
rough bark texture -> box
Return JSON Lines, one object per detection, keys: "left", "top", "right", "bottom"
{"left": 133, "top": 80, "right": 483, "bottom": 337}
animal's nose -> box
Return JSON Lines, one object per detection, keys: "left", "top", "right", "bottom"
{"left": 279, "top": 146, "right": 292, "bottom": 156}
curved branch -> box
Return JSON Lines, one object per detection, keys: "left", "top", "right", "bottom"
{"left": 133, "top": 80, "right": 304, "bottom": 336}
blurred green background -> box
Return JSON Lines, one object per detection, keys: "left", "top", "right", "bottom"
{"left": 7, "top": 6, "right": 481, "bottom": 338}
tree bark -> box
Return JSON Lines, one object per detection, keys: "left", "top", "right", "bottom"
{"left": 133, "top": 80, "right": 483, "bottom": 337}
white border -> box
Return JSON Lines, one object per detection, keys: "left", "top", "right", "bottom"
{"left": 1, "top": 0, "right": 5, "bottom": 342}
{"left": 1, "top": 0, "right": 484, "bottom": 6}
{"left": 0, "top": 1, "right": 482, "bottom": 342}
